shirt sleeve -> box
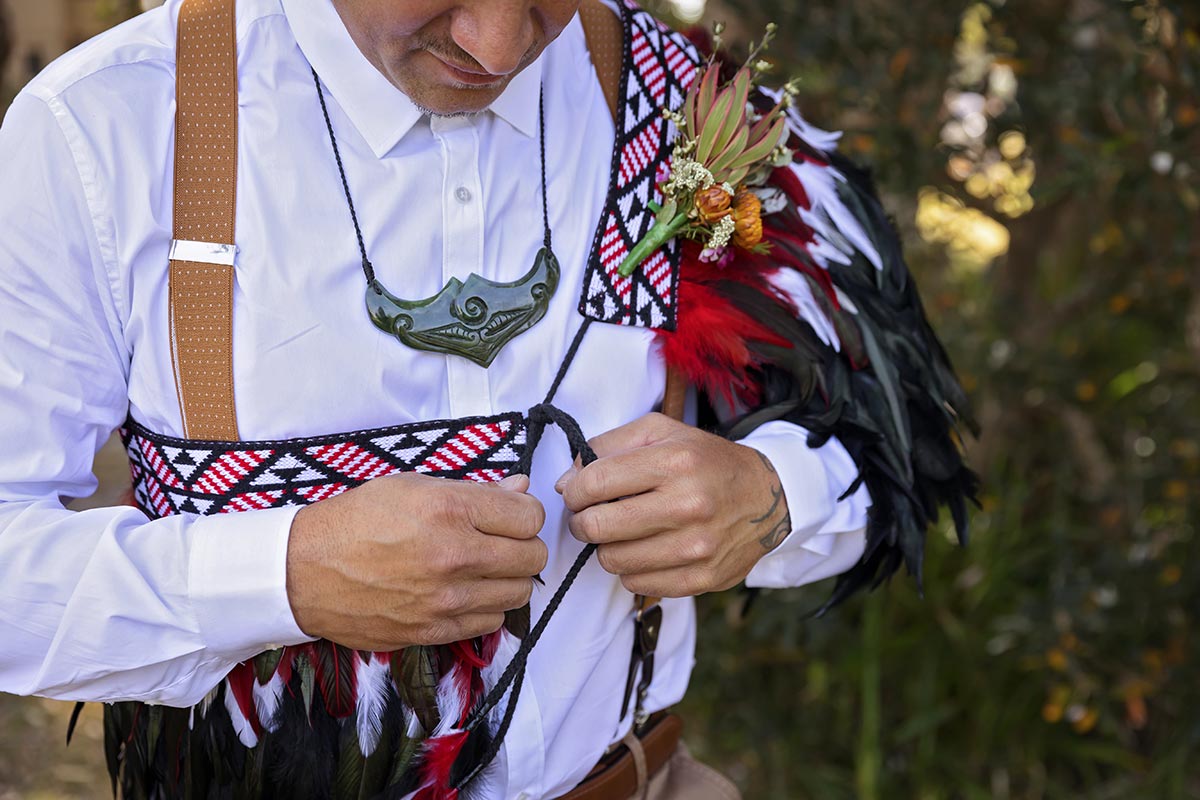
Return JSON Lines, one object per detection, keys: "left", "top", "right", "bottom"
{"left": 0, "top": 92, "right": 312, "bottom": 707}
{"left": 729, "top": 261, "right": 871, "bottom": 589}
{"left": 737, "top": 422, "right": 869, "bottom": 589}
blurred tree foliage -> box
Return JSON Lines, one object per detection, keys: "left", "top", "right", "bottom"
{"left": 644, "top": 0, "right": 1200, "bottom": 798}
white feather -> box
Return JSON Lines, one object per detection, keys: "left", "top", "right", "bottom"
{"left": 403, "top": 703, "right": 423, "bottom": 738}
{"left": 223, "top": 677, "right": 259, "bottom": 748}
{"left": 355, "top": 654, "right": 391, "bottom": 756}
{"left": 760, "top": 85, "right": 887, "bottom": 274}
{"left": 253, "top": 671, "right": 285, "bottom": 734}
{"left": 480, "top": 630, "right": 521, "bottom": 690}
{"left": 198, "top": 685, "right": 219, "bottom": 720}
{"left": 760, "top": 86, "right": 845, "bottom": 153}
{"left": 432, "top": 662, "right": 466, "bottom": 738}
{"left": 769, "top": 267, "right": 843, "bottom": 351}
{"left": 479, "top": 629, "right": 523, "bottom": 729}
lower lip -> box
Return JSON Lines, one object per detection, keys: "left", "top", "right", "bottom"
{"left": 431, "top": 55, "right": 503, "bottom": 88}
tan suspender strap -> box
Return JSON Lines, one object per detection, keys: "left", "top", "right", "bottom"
{"left": 579, "top": 0, "right": 624, "bottom": 121}
{"left": 169, "top": 0, "right": 240, "bottom": 441}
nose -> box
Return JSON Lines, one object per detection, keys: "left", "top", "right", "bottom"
{"left": 450, "top": 0, "right": 538, "bottom": 76}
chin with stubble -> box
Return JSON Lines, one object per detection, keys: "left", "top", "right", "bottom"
{"left": 328, "top": 0, "right": 581, "bottom": 116}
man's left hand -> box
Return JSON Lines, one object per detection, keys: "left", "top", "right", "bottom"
{"left": 555, "top": 413, "right": 792, "bottom": 598}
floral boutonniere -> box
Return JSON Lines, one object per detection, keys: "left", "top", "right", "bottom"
{"left": 618, "top": 23, "right": 799, "bottom": 277}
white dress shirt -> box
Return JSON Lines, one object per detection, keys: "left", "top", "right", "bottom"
{"left": 0, "top": 0, "right": 870, "bottom": 796}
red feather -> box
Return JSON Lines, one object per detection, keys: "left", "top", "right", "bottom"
{"left": 275, "top": 646, "right": 296, "bottom": 687}
{"left": 658, "top": 273, "right": 789, "bottom": 407}
{"left": 226, "top": 662, "right": 262, "bottom": 736}
{"left": 447, "top": 638, "right": 488, "bottom": 671}
{"left": 417, "top": 729, "right": 468, "bottom": 800}
{"left": 414, "top": 787, "right": 458, "bottom": 800}
{"left": 771, "top": 165, "right": 814, "bottom": 211}
{"left": 480, "top": 630, "right": 502, "bottom": 666}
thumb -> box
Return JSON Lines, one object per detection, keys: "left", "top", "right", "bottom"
{"left": 498, "top": 474, "right": 530, "bottom": 492}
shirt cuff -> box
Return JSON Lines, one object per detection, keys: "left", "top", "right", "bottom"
{"left": 188, "top": 505, "right": 315, "bottom": 659}
{"left": 737, "top": 420, "right": 871, "bottom": 589}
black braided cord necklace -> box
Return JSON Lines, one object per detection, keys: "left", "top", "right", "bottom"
{"left": 314, "top": 68, "right": 560, "bottom": 369}
{"left": 312, "top": 69, "right": 603, "bottom": 792}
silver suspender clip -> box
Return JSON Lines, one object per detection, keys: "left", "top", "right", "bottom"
{"left": 169, "top": 239, "right": 237, "bottom": 266}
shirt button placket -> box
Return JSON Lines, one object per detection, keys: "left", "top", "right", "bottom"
{"left": 432, "top": 116, "right": 492, "bottom": 419}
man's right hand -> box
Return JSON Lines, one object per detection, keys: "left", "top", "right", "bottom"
{"left": 285, "top": 473, "right": 547, "bottom": 651}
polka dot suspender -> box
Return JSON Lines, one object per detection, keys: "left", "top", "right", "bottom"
{"left": 168, "top": 0, "right": 241, "bottom": 441}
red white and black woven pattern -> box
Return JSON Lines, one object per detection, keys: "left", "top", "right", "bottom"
{"left": 120, "top": 413, "right": 527, "bottom": 519}
{"left": 577, "top": 1, "right": 700, "bottom": 331}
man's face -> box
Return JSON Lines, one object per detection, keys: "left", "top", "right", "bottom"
{"left": 330, "top": 0, "right": 581, "bottom": 116}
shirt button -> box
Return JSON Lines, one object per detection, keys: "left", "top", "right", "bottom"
{"left": 455, "top": 186, "right": 473, "bottom": 204}
{"left": 515, "top": 794, "right": 530, "bottom": 800}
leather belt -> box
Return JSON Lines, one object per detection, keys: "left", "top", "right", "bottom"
{"left": 554, "top": 712, "right": 683, "bottom": 800}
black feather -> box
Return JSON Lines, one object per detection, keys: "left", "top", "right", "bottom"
{"left": 716, "top": 135, "right": 980, "bottom": 613}
{"left": 262, "top": 671, "right": 339, "bottom": 798}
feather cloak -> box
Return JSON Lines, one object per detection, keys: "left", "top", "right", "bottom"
{"left": 657, "top": 87, "right": 980, "bottom": 613}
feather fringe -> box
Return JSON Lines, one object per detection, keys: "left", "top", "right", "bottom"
{"left": 254, "top": 671, "right": 286, "bottom": 734}
{"left": 355, "top": 652, "right": 391, "bottom": 756}
{"left": 223, "top": 667, "right": 260, "bottom": 749}
{"left": 677, "top": 87, "right": 980, "bottom": 611}
{"left": 415, "top": 729, "right": 467, "bottom": 800}
{"left": 432, "top": 662, "right": 469, "bottom": 738}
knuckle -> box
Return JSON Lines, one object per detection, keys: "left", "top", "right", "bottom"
{"left": 420, "top": 620, "right": 455, "bottom": 646}
{"left": 532, "top": 539, "right": 549, "bottom": 573}
{"left": 596, "top": 545, "right": 622, "bottom": 575}
{"left": 435, "top": 585, "right": 470, "bottom": 614}
{"left": 671, "top": 575, "right": 700, "bottom": 598}
{"left": 431, "top": 542, "right": 466, "bottom": 575}
{"left": 426, "top": 488, "right": 461, "bottom": 524}
{"left": 667, "top": 446, "right": 698, "bottom": 475}
{"left": 468, "top": 614, "right": 505, "bottom": 639}
{"left": 684, "top": 535, "right": 716, "bottom": 562}
{"left": 524, "top": 497, "right": 547, "bottom": 536}
{"left": 679, "top": 491, "right": 714, "bottom": 521}
{"left": 572, "top": 511, "right": 602, "bottom": 543}
{"left": 579, "top": 467, "right": 609, "bottom": 505}
{"left": 518, "top": 580, "right": 535, "bottom": 607}
{"left": 694, "top": 568, "right": 719, "bottom": 594}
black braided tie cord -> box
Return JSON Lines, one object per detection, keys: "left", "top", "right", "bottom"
{"left": 315, "top": 61, "right": 595, "bottom": 791}
{"left": 452, "top": 319, "right": 598, "bottom": 790}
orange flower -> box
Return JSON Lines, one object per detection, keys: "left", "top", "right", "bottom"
{"left": 694, "top": 185, "right": 732, "bottom": 224}
{"left": 732, "top": 187, "right": 763, "bottom": 249}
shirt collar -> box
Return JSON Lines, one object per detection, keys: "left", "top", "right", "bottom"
{"left": 282, "top": 0, "right": 544, "bottom": 158}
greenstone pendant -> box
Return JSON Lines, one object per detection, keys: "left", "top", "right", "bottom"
{"left": 366, "top": 247, "right": 560, "bottom": 368}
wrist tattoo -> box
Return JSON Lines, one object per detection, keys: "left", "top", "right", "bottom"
{"left": 749, "top": 452, "right": 792, "bottom": 551}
